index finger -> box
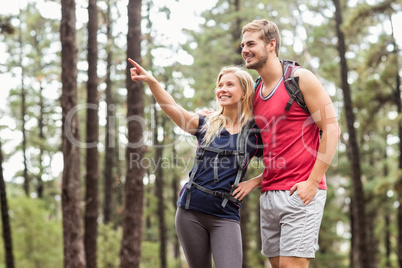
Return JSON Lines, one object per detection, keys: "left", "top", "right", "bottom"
{"left": 128, "top": 58, "right": 138, "bottom": 67}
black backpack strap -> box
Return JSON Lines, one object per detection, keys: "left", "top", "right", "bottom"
{"left": 186, "top": 120, "right": 256, "bottom": 209}
{"left": 282, "top": 60, "right": 323, "bottom": 138}
{"left": 184, "top": 146, "right": 205, "bottom": 209}
{"left": 254, "top": 76, "right": 262, "bottom": 90}
{"left": 191, "top": 183, "right": 240, "bottom": 204}
{"left": 281, "top": 60, "right": 310, "bottom": 114}
{"left": 204, "top": 147, "right": 237, "bottom": 183}
{"left": 185, "top": 145, "right": 238, "bottom": 209}
{"left": 221, "top": 119, "right": 255, "bottom": 208}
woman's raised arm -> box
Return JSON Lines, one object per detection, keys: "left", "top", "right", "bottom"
{"left": 128, "top": 58, "right": 199, "bottom": 134}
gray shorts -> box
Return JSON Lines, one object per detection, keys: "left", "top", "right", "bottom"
{"left": 260, "top": 189, "right": 326, "bottom": 259}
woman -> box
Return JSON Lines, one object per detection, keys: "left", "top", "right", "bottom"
{"left": 128, "top": 58, "right": 263, "bottom": 268}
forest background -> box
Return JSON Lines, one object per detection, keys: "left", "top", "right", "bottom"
{"left": 0, "top": 0, "right": 401, "bottom": 267}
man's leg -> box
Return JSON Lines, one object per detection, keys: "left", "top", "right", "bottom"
{"left": 269, "top": 256, "right": 310, "bottom": 268}
{"left": 279, "top": 256, "right": 310, "bottom": 268}
{"left": 279, "top": 190, "right": 326, "bottom": 258}
{"left": 260, "top": 192, "right": 280, "bottom": 258}
{"left": 267, "top": 190, "right": 326, "bottom": 268}
{"left": 268, "top": 256, "right": 279, "bottom": 268}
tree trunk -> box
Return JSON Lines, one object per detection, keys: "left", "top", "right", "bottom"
{"left": 332, "top": 0, "right": 370, "bottom": 267}
{"left": 119, "top": 0, "right": 145, "bottom": 266}
{"left": 37, "top": 83, "right": 44, "bottom": 198}
{"left": 256, "top": 193, "right": 264, "bottom": 267}
{"left": 171, "top": 138, "right": 181, "bottom": 268}
{"left": 385, "top": 213, "right": 391, "bottom": 268}
{"left": 0, "top": 141, "right": 15, "bottom": 268}
{"left": 389, "top": 11, "right": 402, "bottom": 268}
{"left": 19, "top": 28, "right": 29, "bottom": 197}
{"left": 115, "top": 121, "right": 124, "bottom": 228}
{"left": 349, "top": 204, "right": 354, "bottom": 266}
{"left": 60, "top": 0, "right": 86, "bottom": 266}
{"left": 145, "top": 169, "right": 152, "bottom": 232}
{"left": 367, "top": 209, "right": 378, "bottom": 267}
{"left": 153, "top": 103, "right": 167, "bottom": 268}
{"left": 103, "top": 0, "right": 115, "bottom": 225}
{"left": 232, "top": 0, "right": 243, "bottom": 66}
{"left": 383, "top": 149, "right": 391, "bottom": 268}
{"left": 84, "top": 0, "right": 99, "bottom": 266}
{"left": 240, "top": 196, "right": 249, "bottom": 268}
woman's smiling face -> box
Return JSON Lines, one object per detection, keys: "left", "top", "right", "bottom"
{"left": 215, "top": 73, "right": 244, "bottom": 108}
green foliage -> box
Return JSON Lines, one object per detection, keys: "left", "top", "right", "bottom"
{"left": 0, "top": 197, "right": 63, "bottom": 267}
{"left": 313, "top": 177, "right": 349, "bottom": 268}
{"left": 140, "top": 241, "right": 183, "bottom": 268}
{"left": 140, "top": 241, "right": 160, "bottom": 268}
{"left": 97, "top": 224, "right": 122, "bottom": 268}
{"left": 3, "top": 2, "right": 61, "bottom": 190}
{"left": 180, "top": 0, "right": 274, "bottom": 107}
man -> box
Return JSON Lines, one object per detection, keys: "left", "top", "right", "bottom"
{"left": 234, "top": 19, "right": 340, "bottom": 268}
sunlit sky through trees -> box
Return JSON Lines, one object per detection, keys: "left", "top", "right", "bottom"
{"left": 0, "top": 0, "right": 401, "bottom": 184}
{"left": 0, "top": 0, "right": 218, "bottom": 182}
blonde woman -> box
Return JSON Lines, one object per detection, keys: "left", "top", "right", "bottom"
{"left": 129, "top": 58, "right": 263, "bottom": 268}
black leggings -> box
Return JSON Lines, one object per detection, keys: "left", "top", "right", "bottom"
{"left": 175, "top": 208, "right": 242, "bottom": 268}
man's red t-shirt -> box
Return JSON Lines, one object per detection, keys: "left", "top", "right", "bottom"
{"left": 253, "top": 72, "right": 326, "bottom": 192}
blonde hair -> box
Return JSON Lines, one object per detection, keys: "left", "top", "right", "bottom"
{"left": 242, "top": 19, "right": 281, "bottom": 57}
{"left": 202, "top": 66, "right": 255, "bottom": 145}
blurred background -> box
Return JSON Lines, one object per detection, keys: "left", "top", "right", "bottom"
{"left": 0, "top": 0, "right": 401, "bottom": 267}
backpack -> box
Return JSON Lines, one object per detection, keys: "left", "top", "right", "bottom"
{"left": 255, "top": 60, "right": 310, "bottom": 114}
{"left": 184, "top": 119, "right": 256, "bottom": 209}
{"left": 255, "top": 60, "right": 323, "bottom": 137}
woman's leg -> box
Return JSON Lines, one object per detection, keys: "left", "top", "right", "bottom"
{"left": 209, "top": 216, "right": 242, "bottom": 268}
{"left": 175, "top": 208, "right": 213, "bottom": 268}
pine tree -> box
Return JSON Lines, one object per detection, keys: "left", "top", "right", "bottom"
{"left": 119, "top": 0, "right": 145, "bottom": 267}
{"left": 60, "top": 0, "right": 86, "bottom": 266}
{"left": 84, "top": 0, "right": 100, "bottom": 266}
{"left": 0, "top": 140, "right": 15, "bottom": 268}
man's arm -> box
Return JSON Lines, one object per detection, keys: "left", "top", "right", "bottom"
{"left": 290, "top": 68, "right": 341, "bottom": 205}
